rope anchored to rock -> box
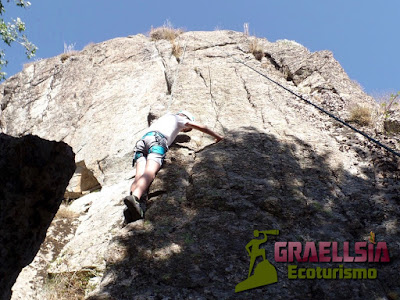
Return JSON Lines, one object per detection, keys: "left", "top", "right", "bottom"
{"left": 232, "top": 57, "right": 400, "bottom": 159}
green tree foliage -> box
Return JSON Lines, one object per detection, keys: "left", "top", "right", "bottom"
{"left": 0, "top": 0, "right": 36, "bottom": 80}
{"left": 386, "top": 91, "right": 400, "bottom": 112}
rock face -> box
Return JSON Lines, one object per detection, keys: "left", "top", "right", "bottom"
{"left": 0, "top": 134, "right": 75, "bottom": 300}
{"left": 1, "top": 31, "right": 399, "bottom": 299}
{"left": 384, "top": 110, "right": 400, "bottom": 134}
{"left": 65, "top": 160, "right": 101, "bottom": 199}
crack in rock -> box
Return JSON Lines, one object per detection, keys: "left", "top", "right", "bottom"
{"left": 154, "top": 43, "right": 173, "bottom": 95}
{"left": 193, "top": 42, "right": 237, "bottom": 51}
{"left": 235, "top": 67, "right": 256, "bottom": 110}
{"left": 264, "top": 53, "right": 281, "bottom": 71}
{"left": 194, "top": 68, "right": 208, "bottom": 88}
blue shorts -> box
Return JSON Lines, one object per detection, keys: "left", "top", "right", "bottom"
{"left": 132, "top": 131, "right": 168, "bottom": 166}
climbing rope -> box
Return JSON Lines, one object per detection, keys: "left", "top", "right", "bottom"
{"left": 232, "top": 57, "right": 400, "bottom": 159}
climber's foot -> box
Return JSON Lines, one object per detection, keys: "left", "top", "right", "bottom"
{"left": 123, "top": 207, "right": 134, "bottom": 225}
{"left": 123, "top": 195, "right": 144, "bottom": 222}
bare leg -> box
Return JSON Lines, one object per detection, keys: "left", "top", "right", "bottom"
{"left": 131, "top": 159, "right": 161, "bottom": 199}
{"left": 130, "top": 158, "right": 146, "bottom": 194}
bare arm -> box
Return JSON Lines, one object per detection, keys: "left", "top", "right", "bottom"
{"left": 185, "top": 121, "right": 223, "bottom": 142}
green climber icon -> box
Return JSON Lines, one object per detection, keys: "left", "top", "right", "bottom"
{"left": 235, "top": 229, "right": 279, "bottom": 293}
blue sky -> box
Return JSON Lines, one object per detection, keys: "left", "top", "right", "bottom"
{"left": 2, "top": 0, "right": 399, "bottom": 97}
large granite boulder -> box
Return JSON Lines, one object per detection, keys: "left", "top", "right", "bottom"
{"left": 0, "top": 134, "right": 75, "bottom": 300}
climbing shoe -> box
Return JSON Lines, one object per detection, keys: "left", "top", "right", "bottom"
{"left": 123, "top": 195, "right": 144, "bottom": 222}
{"left": 123, "top": 207, "right": 134, "bottom": 225}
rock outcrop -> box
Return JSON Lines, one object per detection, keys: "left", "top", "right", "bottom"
{"left": 384, "top": 110, "right": 400, "bottom": 134}
{"left": 0, "top": 134, "right": 75, "bottom": 300}
{"left": 1, "top": 31, "right": 399, "bottom": 299}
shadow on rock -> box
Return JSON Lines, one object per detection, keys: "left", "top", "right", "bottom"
{"left": 90, "top": 128, "right": 399, "bottom": 300}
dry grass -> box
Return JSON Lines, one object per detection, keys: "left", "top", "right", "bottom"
{"left": 149, "top": 21, "right": 184, "bottom": 41}
{"left": 60, "top": 52, "right": 78, "bottom": 63}
{"left": 60, "top": 42, "right": 79, "bottom": 63}
{"left": 149, "top": 21, "right": 185, "bottom": 60}
{"left": 243, "top": 23, "right": 249, "bottom": 36}
{"left": 171, "top": 40, "right": 182, "bottom": 59}
{"left": 54, "top": 204, "right": 78, "bottom": 220}
{"left": 43, "top": 270, "right": 98, "bottom": 300}
{"left": 60, "top": 53, "right": 70, "bottom": 63}
{"left": 349, "top": 105, "right": 372, "bottom": 126}
{"left": 249, "top": 39, "right": 264, "bottom": 61}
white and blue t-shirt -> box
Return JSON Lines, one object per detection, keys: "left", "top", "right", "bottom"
{"left": 145, "top": 113, "right": 189, "bottom": 146}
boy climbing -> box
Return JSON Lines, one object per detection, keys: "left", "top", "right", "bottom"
{"left": 124, "top": 110, "right": 223, "bottom": 223}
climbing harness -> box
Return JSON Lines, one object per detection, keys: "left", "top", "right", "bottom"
{"left": 232, "top": 57, "right": 400, "bottom": 159}
{"left": 132, "top": 131, "right": 168, "bottom": 166}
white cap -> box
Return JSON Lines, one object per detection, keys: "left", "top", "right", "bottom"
{"left": 178, "top": 110, "right": 195, "bottom": 122}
